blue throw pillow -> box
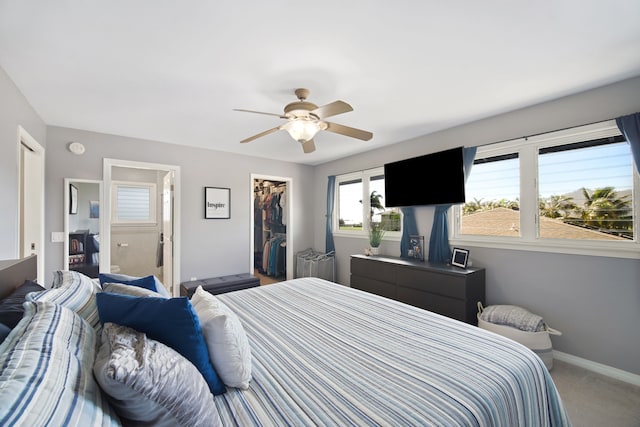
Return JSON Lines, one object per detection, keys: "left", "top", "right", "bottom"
{"left": 95, "top": 293, "right": 225, "bottom": 395}
{"left": 99, "top": 273, "right": 158, "bottom": 293}
{"left": 0, "top": 323, "right": 11, "bottom": 344}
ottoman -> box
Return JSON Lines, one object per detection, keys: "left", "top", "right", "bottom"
{"left": 180, "top": 273, "right": 260, "bottom": 297}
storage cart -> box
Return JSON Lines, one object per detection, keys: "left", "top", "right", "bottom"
{"left": 295, "top": 249, "right": 335, "bottom": 282}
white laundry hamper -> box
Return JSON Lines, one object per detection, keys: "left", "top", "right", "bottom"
{"left": 477, "top": 302, "right": 561, "bottom": 370}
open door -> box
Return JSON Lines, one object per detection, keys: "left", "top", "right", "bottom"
{"left": 18, "top": 127, "right": 45, "bottom": 284}
{"left": 161, "top": 171, "right": 174, "bottom": 293}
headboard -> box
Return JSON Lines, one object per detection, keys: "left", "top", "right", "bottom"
{"left": 0, "top": 255, "right": 37, "bottom": 300}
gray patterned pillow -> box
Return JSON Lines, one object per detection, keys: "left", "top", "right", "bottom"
{"left": 93, "top": 323, "right": 222, "bottom": 427}
{"left": 102, "top": 282, "right": 166, "bottom": 298}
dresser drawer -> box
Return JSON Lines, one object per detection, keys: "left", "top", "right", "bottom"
{"left": 396, "top": 268, "right": 467, "bottom": 299}
{"left": 351, "top": 257, "right": 397, "bottom": 283}
{"left": 351, "top": 276, "right": 396, "bottom": 300}
{"left": 396, "top": 286, "right": 466, "bottom": 322}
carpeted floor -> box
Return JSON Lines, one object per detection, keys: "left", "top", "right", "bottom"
{"left": 550, "top": 360, "right": 640, "bottom": 426}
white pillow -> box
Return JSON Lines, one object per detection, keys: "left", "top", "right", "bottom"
{"left": 191, "top": 287, "right": 252, "bottom": 389}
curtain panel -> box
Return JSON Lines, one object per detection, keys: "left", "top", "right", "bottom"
{"left": 325, "top": 176, "right": 336, "bottom": 253}
{"left": 616, "top": 112, "right": 640, "bottom": 171}
{"left": 427, "top": 147, "right": 477, "bottom": 264}
{"left": 400, "top": 207, "right": 419, "bottom": 258}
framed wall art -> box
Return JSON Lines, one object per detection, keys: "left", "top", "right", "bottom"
{"left": 69, "top": 184, "right": 78, "bottom": 215}
{"left": 205, "top": 187, "right": 230, "bottom": 219}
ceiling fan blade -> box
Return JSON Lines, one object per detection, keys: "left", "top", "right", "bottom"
{"left": 311, "top": 100, "right": 353, "bottom": 119}
{"left": 240, "top": 126, "right": 281, "bottom": 143}
{"left": 301, "top": 139, "right": 316, "bottom": 153}
{"left": 233, "top": 109, "right": 286, "bottom": 118}
{"left": 325, "top": 122, "right": 373, "bottom": 141}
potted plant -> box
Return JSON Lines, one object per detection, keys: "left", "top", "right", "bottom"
{"left": 368, "top": 221, "right": 385, "bottom": 255}
{"left": 361, "top": 190, "right": 387, "bottom": 255}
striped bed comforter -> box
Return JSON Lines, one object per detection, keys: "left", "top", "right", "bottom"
{"left": 213, "top": 277, "right": 570, "bottom": 426}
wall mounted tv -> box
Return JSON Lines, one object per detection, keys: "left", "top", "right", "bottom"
{"left": 384, "top": 146, "right": 466, "bottom": 207}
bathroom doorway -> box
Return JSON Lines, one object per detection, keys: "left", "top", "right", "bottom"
{"left": 103, "top": 159, "right": 180, "bottom": 295}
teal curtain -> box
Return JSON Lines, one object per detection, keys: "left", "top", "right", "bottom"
{"left": 428, "top": 147, "right": 477, "bottom": 263}
{"left": 400, "top": 207, "right": 418, "bottom": 258}
{"left": 616, "top": 112, "right": 640, "bottom": 171}
{"left": 325, "top": 176, "right": 336, "bottom": 253}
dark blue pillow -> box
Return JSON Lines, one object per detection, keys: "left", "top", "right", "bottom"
{"left": 0, "top": 280, "right": 45, "bottom": 329}
{"left": 0, "top": 323, "right": 11, "bottom": 344}
{"left": 95, "top": 293, "right": 225, "bottom": 395}
{"left": 99, "top": 273, "right": 157, "bottom": 293}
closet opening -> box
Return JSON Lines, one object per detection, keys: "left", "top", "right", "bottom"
{"left": 252, "top": 176, "right": 290, "bottom": 285}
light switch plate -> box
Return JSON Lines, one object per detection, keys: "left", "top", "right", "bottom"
{"left": 51, "top": 232, "right": 65, "bottom": 243}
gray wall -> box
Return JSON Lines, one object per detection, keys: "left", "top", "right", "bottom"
{"left": 45, "top": 126, "right": 315, "bottom": 285}
{"left": 0, "top": 66, "right": 47, "bottom": 259}
{"left": 313, "top": 76, "right": 640, "bottom": 375}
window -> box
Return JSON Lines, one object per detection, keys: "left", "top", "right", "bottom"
{"left": 335, "top": 168, "right": 401, "bottom": 237}
{"left": 454, "top": 120, "right": 638, "bottom": 258}
{"left": 112, "top": 181, "right": 157, "bottom": 224}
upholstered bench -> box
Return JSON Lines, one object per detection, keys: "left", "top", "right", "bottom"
{"left": 180, "top": 273, "right": 260, "bottom": 297}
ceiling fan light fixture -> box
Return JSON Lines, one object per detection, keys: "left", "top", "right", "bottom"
{"left": 235, "top": 88, "right": 372, "bottom": 152}
{"left": 284, "top": 119, "right": 325, "bottom": 143}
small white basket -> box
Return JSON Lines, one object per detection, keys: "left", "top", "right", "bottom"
{"left": 477, "top": 302, "right": 561, "bottom": 370}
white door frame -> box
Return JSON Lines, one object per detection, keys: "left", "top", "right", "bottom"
{"left": 103, "top": 159, "right": 181, "bottom": 295}
{"left": 17, "top": 126, "right": 45, "bottom": 284}
{"left": 250, "top": 173, "right": 293, "bottom": 280}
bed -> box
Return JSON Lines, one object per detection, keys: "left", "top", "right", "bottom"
{"left": 0, "top": 256, "right": 570, "bottom": 426}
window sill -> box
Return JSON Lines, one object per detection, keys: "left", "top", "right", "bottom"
{"left": 450, "top": 236, "right": 640, "bottom": 260}
{"left": 333, "top": 231, "right": 402, "bottom": 242}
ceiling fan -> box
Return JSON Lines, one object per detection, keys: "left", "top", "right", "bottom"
{"left": 234, "top": 88, "right": 373, "bottom": 153}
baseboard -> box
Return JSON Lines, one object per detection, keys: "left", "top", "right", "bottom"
{"left": 553, "top": 350, "right": 640, "bottom": 387}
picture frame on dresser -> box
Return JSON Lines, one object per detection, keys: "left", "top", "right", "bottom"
{"left": 451, "top": 247, "right": 469, "bottom": 268}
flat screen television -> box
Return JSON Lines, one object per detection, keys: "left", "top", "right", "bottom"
{"left": 384, "top": 146, "right": 466, "bottom": 207}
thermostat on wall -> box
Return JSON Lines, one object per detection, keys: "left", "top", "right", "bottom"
{"left": 68, "top": 142, "right": 85, "bottom": 155}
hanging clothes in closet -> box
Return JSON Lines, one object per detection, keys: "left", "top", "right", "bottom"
{"left": 255, "top": 180, "right": 287, "bottom": 277}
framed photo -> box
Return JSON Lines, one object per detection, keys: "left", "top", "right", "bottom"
{"left": 205, "top": 187, "right": 230, "bottom": 219}
{"left": 89, "top": 200, "right": 100, "bottom": 218}
{"left": 451, "top": 247, "right": 470, "bottom": 268}
{"left": 69, "top": 184, "right": 78, "bottom": 215}
{"left": 408, "top": 235, "right": 424, "bottom": 261}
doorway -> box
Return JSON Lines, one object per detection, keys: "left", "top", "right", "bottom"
{"left": 64, "top": 179, "right": 102, "bottom": 278}
{"left": 18, "top": 126, "right": 45, "bottom": 284}
{"left": 103, "top": 159, "right": 180, "bottom": 295}
{"left": 251, "top": 174, "right": 292, "bottom": 284}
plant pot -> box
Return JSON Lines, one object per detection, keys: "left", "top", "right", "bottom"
{"left": 370, "top": 247, "right": 380, "bottom": 255}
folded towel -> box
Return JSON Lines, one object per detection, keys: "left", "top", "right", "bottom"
{"left": 480, "top": 305, "right": 545, "bottom": 332}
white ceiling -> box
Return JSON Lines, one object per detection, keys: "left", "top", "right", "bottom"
{"left": 1, "top": 1, "right": 639, "bottom": 166}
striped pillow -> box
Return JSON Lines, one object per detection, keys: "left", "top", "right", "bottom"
{"left": 0, "top": 301, "right": 121, "bottom": 426}
{"left": 27, "top": 270, "right": 101, "bottom": 330}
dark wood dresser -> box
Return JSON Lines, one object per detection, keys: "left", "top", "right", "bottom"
{"left": 350, "top": 254, "right": 485, "bottom": 325}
